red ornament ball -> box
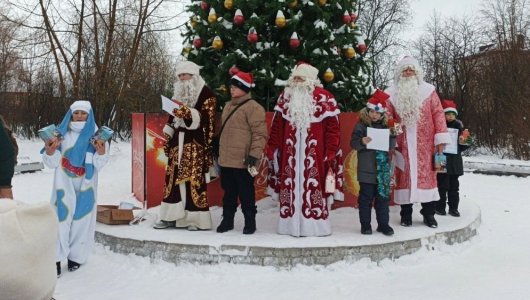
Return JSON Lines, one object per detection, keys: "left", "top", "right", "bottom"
{"left": 229, "top": 65, "right": 240, "bottom": 76}
{"left": 247, "top": 32, "right": 258, "bottom": 43}
{"left": 358, "top": 44, "right": 367, "bottom": 54}
{"left": 289, "top": 38, "right": 300, "bottom": 49}
{"left": 234, "top": 15, "right": 244, "bottom": 26}
{"left": 193, "top": 37, "right": 202, "bottom": 49}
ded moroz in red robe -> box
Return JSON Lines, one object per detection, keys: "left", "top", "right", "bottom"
{"left": 267, "top": 86, "right": 344, "bottom": 237}
{"left": 385, "top": 82, "right": 450, "bottom": 205}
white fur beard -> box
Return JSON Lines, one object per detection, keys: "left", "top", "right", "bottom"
{"left": 173, "top": 78, "right": 199, "bottom": 107}
{"left": 285, "top": 83, "right": 316, "bottom": 131}
{"left": 395, "top": 76, "right": 422, "bottom": 127}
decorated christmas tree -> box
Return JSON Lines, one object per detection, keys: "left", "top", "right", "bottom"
{"left": 182, "top": 0, "right": 372, "bottom": 111}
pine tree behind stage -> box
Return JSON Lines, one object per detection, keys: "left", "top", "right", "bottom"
{"left": 183, "top": 0, "right": 372, "bottom": 111}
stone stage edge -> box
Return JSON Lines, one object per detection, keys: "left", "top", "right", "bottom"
{"left": 95, "top": 198, "right": 481, "bottom": 268}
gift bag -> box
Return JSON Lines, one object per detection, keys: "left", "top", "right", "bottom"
{"left": 433, "top": 153, "right": 447, "bottom": 173}
{"left": 325, "top": 167, "right": 336, "bottom": 193}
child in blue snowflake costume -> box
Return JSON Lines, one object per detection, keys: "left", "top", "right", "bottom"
{"left": 42, "top": 100, "right": 109, "bottom": 276}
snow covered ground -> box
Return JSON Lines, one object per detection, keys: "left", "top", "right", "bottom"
{"left": 11, "top": 140, "right": 530, "bottom": 300}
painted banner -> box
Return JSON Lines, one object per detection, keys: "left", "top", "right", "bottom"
{"left": 132, "top": 112, "right": 362, "bottom": 208}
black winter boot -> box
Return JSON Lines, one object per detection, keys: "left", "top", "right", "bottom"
{"left": 67, "top": 259, "right": 81, "bottom": 272}
{"left": 216, "top": 211, "right": 235, "bottom": 233}
{"left": 448, "top": 209, "right": 461, "bottom": 217}
{"left": 423, "top": 215, "right": 438, "bottom": 228}
{"left": 360, "top": 223, "right": 372, "bottom": 235}
{"left": 243, "top": 212, "right": 256, "bottom": 234}
{"left": 400, "top": 204, "right": 413, "bottom": 227}
{"left": 376, "top": 224, "right": 394, "bottom": 236}
{"left": 400, "top": 216, "right": 412, "bottom": 227}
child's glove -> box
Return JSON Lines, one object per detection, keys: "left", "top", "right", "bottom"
{"left": 244, "top": 156, "right": 258, "bottom": 167}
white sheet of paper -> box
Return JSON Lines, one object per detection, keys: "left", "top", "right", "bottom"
{"left": 444, "top": 128, "right": 459, "bottom": 154}
{"left": 161, "top": 95, "right": 181, "bottom": 114}
{"left": 366, "top": 127, "right": 390, "bottom": 151}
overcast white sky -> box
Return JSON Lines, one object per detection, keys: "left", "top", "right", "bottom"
{"left": 408, "top": 0, "right": 484, "bottom": 40}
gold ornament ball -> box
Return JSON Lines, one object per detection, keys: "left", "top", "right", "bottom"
{"left": 208, "top": 14, "right": 217, "bottom": 23}
{"left": 183, "top": 46, "right": 191, "bottom": 54}
{"left": 288, "top": 0, "right": 298, "bottom": 9}
{"left": 350, "top": 22, "right": 357, "bottom": 29}
{"left": 345, "top": 47, "right": 356, "bottom": 58}
{"left": 212, "top": 39, "right": 224, "bottom": 50}
{"left": 275, "top": 17, "right": 286, "bottom": 28}
{"left": 323, "top": 70, "right": 334, "bottom": 82}
{"left": 217, "top": 85, "right": 228, "bottom": 94}
{"left": 318, "top": 0, "right": 327, "bottom": 6}
{"left": 224, "top": 0, "right": 233, "bottom": 10}
{"left": 190, "top": 16, "right": 198, "bottom": 28}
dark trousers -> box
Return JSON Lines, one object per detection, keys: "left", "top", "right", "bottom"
{"left": 358, "top": 182, "right": 390, "bottom": 226}
{"left": 220, "top": 167, "right": 256, "bottom": 215}
{"left": 400, "top": 201, "right": 436, "bottom": 218}
{"left": 436, "top": 173, "right": 460, "bottom": 211}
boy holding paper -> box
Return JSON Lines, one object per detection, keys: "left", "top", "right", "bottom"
{"left": 350, "top": 89, "right": 397, "bottom": 236}
{"left": 351, "top": 90, "right": 396, "bottom": 236}
{"left": 436, "top": 100, "right": 470, "bottom": 217}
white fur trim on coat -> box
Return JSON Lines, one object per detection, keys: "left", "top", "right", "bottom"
{"left": 184, "top": 108, "right": 201, "bottom": 130}
{"left": 163, "top": 124, "right": 175, "bottom": 138}
{"left": 434, "top": 131, "right": 452, "bottom": 146}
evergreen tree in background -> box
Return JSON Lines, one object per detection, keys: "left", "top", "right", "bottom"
{"left": 182, "top": 0, "right": 372, "bottom": 111}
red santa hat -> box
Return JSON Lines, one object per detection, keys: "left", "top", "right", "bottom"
{"left": 291, "top": 62, "right": 319, "bottom": 81}
{"left": 442, "top": 99, "right": 458, "bottom": 115}
{"left": 366, "top": 89, "right": 390, "bottom": 113}
{"left": 231, "top": 71, "right": 255, "bottom": 93}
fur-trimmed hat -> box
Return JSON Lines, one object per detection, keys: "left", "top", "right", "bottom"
{"left": 0, "top": 200, "right": 58, "bottom": 300}
{"left": 291, "top": 62, "right": 319, "bottom": 81}
{"left": 366, "top": 89, "right": 390, "bottom": 113}
{"left": 442, "top": 99, "right": 458, "bottom": 115}
{"left": 394, "top": 56, "right": 424, "bottom": 84}
{"left": 175, "top": 61, "right": 201, "bottom": 76}
{"left": 231, "top": 71, "right": 255, "bottom": 93}
{"left": 70, "top": 100, "right": 92, "bottom": 113}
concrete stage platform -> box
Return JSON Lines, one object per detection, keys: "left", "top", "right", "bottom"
{"left": 95, "top": 199, "right": 481, "bottom": 268}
